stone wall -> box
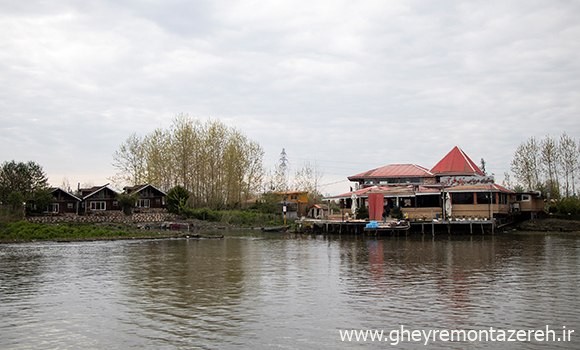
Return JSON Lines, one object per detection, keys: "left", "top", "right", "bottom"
{"left": 27, "top": 211, "right": 178, "bottom": 224}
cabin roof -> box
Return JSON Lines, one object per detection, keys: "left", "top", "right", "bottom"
{"left": 430, "top": 146, "right": 485, "bottom": 176}
{"left": 80, "top": 183, "right": 119, "bottom": 200}
{"left": 50, "top": 187, "right": 82, "bottom": 201}
{"left": 124, "top": 184, "right": 167, "bottom": 196}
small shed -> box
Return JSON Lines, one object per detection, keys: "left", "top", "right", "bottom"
{"left": 308, "top": 204, "right": 329, "bottom": 219}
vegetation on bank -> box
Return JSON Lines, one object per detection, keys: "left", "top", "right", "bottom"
{"left": 0, "top": 160, "right": 51, "bottom": 216}
{"left": 0, "top": 221, "right": 150, "bottom": 242}
{"left": 548, "top": 196, "right": 580, "bottom": 216}
{"left": 517, "top": 218, "right": 580, "bottom": 233}
{"left": 509, "top": 133, "right": 578, "bottom": 198}
{"left": 0, "top": 207, "right": 286, "bottom": 243}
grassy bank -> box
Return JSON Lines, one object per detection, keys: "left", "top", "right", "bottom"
{"left": 180, "top": 208, "right": 283, "bottom": 227}
{"left": 0, "top": 221, "right": 191, "bottom": 243}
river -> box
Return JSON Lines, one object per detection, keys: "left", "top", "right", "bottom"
{"left": 1, "top": 232, "right": 579, "bottom": 349}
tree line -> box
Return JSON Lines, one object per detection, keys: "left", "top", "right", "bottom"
{"left": 0, "top": 160, "right": 51, "bottom": 217}
{"left": 509, "top": 133, "right": 579, "bottom": 198}
{"left": 113, "top": 115, "right": 265, "bottom": 209}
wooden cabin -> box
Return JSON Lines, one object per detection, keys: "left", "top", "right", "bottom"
{"left": 123, "top": 184, "right": 167, "bottom": 211}
{"left": 46, "top": 188, "right": 81, "bottom": 215}
{"left": 514, "top": 191, "right": 545, "bottom": 219}
{"left": 79, "top": 184, "right": 120, "bottom": 214}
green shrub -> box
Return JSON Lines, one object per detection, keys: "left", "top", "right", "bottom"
{"left": 167, "top": 186, "right": 190, "bottom": 214}
{"left": 554, "top": 197, "right": 580, "bottom": 215}
{"left": 356, "top": 206, "right": 369, "bottom": 220}
{"left": 181, "top": 207, "right": 222, "bottom": 221}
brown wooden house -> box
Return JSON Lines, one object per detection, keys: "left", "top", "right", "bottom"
{"left": 123, "top": 184, "right": 167, "bottom": 210}
{"left": 79, "top": 184, "right": 120, "bottom": 214}
{"left": 46, "top": 188, "right": 81, "bottom": 215}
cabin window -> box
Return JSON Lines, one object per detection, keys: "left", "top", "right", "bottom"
{"left": 136, "top": 199, "right": 150, "bottom": 208}
{"left": 47, "top": 203, "right": 59, "bottom": 213}
{"left": 67, "top": 203, "right": 74, "bottom": 209}
{"left": 451, "top": 193, "right": 474, "bottom": 205}
{"left": 90, "top": 201, "right": 106, "bottom": 210}
{"left": 113, "top": 201, "right": 118, "bottom": 207}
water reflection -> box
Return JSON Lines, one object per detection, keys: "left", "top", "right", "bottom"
{"left": 117, "top": 239, "right": 248, "bottom": 348}
{"left": 0, "top": 233, "right": 579, "bottom": 349}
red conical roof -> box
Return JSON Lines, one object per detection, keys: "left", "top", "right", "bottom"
{"left": 430, "top": 146, "right": 485, "bottom": 176}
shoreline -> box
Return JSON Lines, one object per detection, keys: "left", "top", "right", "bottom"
{"left": 514, "top": 217, "right": 580, "bottom": 233}
{"left": 1, "top": 218, "right": 579, "bottom": 244}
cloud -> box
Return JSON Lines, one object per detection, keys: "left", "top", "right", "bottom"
{"left": 0, "top": 0, "right": 578, "bottom": 193}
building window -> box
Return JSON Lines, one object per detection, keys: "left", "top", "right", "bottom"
{"left": 476, "top": 193, "right": 497, "bottom": 204}
{"left": 113, "top": 201, "right": 118, "bottom": 207}
{"left": 417, "top": 195, "right": 440, "bottom": 208}
{"left": 451, "top": 193, "right": 474, "bottom": 205}
{"left": 136, "top": 199, "right": 150, "bottom": 208}
{"left": 67, "top": 203, "right": 74, "bottom": 209}
{"left": 90, "top": 201, "right": 106, "bottom": 210}
{"left": 399, "top": 197, "right": 415, "bottom": 207}
{"left": 499, "top": 194, "right": 508, "bottom": 205}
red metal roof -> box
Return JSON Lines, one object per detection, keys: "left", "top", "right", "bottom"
{"left": 430, "top": 146, "right": 485, "bottom": 176}
{"left": 327, "top": 185, "right": 417, "bottom": 199}
{"left": 447, "top": 183, "right": 514, "bottom": 193}
{"left": 348, "top": 164, "right": 434, "bottom": 180}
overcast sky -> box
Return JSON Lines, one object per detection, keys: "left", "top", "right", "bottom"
{"left": 1, "top": 0, "right": 579, "bottom": 195}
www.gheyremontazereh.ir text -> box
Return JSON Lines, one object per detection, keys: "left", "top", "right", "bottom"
{"left": 339, "top": 325, "right": 575, "bottom": 346}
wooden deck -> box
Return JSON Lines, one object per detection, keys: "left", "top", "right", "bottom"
{"left": 300, "top": 218, "right": 497, "bottom": 235}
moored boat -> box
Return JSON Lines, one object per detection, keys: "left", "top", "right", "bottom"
{"left": 364, "top": 220, "right": 410, "bottom": 233}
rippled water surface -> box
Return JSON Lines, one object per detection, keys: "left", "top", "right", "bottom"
{"left": 1, "top": 232, "right": 579, "bottom": 349}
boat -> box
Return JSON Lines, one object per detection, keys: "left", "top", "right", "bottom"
{"left": 364, "top": 220, "right": 410, "bottom": 233}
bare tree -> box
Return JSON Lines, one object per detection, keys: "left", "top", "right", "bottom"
{"left": 510, "top": 137, "right": 542, "bottom": 191}
{"left": 111, "top": 115, "right": 265, "bottom": 209}
{"left": 541, "top": 135, "right": 560, "bottom": 199}
{"left": 112, "top": 133, "right": 146, "bottom": 186}
{"left": 560, "top": 133, "right": 578, "bottom": 197}
{"left": 293, "top": 161, "right": 324, "bottom": 200}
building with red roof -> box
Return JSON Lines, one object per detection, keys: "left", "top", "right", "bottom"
{"left": 430, "top": 146, "right": 485, "bottom": 176}
{"left": 328, "top": 146, "right": 521, "bottom": 222}
{"left": 348, "top": 164, "right": 435, "bottom": 188}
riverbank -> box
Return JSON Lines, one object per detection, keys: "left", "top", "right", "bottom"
{"left": 3, "top": 217, "right": 578, "bottom": 243}
{"left": 516, "top": 218, "right": 580, "bottom": 233}
{"left": 0, "top": 221, "right": 228, "bottom": 243}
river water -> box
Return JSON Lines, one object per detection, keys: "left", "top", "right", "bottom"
{"left": 1, "top": 232, "right": 579, "bottom": 349}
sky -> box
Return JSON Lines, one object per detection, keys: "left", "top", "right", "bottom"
{"left": 1, "top": 0, "right": 579, "bottom": 195}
